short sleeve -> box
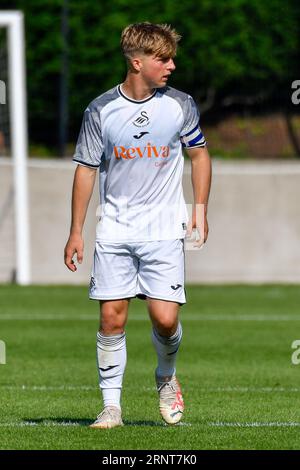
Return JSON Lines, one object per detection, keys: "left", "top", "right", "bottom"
{"left": 180, "top": 96, "right": 206, "bottom": 148}
{"left": 73, "top": 107, "right": 103, "bottom": 168}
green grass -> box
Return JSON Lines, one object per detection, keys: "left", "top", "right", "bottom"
{"left": 1, "top": 284, "right": 300, "bottom": 450}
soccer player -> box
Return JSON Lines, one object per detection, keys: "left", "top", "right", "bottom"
{"left": 64, "top": 22, "right": 212, "bottom": 428}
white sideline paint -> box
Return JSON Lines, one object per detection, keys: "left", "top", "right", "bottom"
{"left": 0, "top": 421, "right": 192, "bottom": 428}
{"left": 0, "top": 421, "right": 299, "bottom": 428}
{"left": 1, "top": 385, "right": 300, "bottom": 393}
{"left": 0, "top": 313, "right": 299, "bottom": 321}
{"left": 210, "top": 422, "right": 300, "bottom": 428}
{"left": 0, "top": 421, "right": 80, "bottom": 427}
{"left": 0, "top": 385, "right": 96, "bottom": 391}
{"left": 205, "top": 386, "right": 300, "bottom": 393}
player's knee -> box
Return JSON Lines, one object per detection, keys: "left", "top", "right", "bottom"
{"left": 155, "top": 316, "right": 177, "bottom": 336}
{"left": 100, "top": 306, "right": 127, "bottom": 334}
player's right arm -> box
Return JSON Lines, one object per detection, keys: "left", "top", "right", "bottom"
{"left": 64, "top": 165, "right": 97, "bottom": 272}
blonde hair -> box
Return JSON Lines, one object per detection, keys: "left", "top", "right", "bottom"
{"left": 121, "top": 22, "right": 181, "bottom": 59}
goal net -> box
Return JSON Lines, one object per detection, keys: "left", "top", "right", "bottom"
{"left": 0, "top": 11, "right": 30, "bottom": 284}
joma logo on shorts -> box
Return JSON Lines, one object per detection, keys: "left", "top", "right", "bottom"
{"left": 114, "top": 143, "right": 170, "bottom": 159}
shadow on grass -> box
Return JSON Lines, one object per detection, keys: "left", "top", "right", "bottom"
{"left": 124, "top": 420, "right": 165, "bottom": 427}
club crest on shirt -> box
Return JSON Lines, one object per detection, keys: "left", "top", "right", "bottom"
{"left": 133, "top": 111, "right": 150, "bottom": 127}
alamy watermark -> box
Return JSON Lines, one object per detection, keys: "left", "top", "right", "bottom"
{"left": 291, "top": 340, "right": 300, "bottom": 365}
{"left": 291, "top": 80, "right": 300, "bottom": 105}
{"left": 0, "top": 340, "right": 6, "bottom": 365}
{"left": 0, "top": 80, "right": 6, "bottom": 104}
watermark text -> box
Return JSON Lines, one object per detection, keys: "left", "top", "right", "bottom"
{"left": 0, "top": 80, "right": 6, "bottom": 104}
{"left": 0, "top": 340, "right": 6, "bottom": 365}
{"left": 291, "top": 80, "right": 300, "bottom": 105}
{"left": 291, "top": 340, "right": 300, "bottom": 365}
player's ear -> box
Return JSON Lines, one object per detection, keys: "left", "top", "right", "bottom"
{"left": 130, "top": 55, "right": 143, "bottom": 73}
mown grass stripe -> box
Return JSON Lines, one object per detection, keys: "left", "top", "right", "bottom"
{"left": 0, "top": 314, "right": 299, "bottom": 321}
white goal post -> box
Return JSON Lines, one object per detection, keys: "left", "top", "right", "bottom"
{"left": 0, "top": 11, "right": 30, "bottom": 284}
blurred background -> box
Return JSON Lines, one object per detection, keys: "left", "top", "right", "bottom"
{"left": 0, "top": 0, "right": 300, "bottom": 284}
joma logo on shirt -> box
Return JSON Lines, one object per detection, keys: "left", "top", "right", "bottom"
{"left": 114, "top": 143, "right": 170, "bottom": 159}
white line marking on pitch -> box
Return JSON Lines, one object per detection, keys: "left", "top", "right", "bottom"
{"left": 0, "top": 421, "right": 298, "bottom": 428}
{"left": 0, "top": 385, "right": 97, "bottom": 391}
{"left": 142, "top": 386, "right": 300, "bottom": 393}
{"left": 0, "top": 314, "right": 299, "bottom": 321}
{"left": 0, "top": 422, "right": 80, "bottom": 427}
{"left": 1, "top": 385, "right": 300, "bottom": 393}
{"left": 0, "top": 420, "right": 192, "bottom": 428}
{"left": 210, "top": 422, "right": 300, "bottom": 427}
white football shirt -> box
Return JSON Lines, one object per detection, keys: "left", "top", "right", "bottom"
{"left": 73, "top": 84, "right": 206, "bottom": 242}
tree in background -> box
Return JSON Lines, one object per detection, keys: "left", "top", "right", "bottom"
{"left": 0, "top": 0, "right": 299, "bottom": 153}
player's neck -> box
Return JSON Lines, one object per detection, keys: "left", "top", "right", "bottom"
{"left": 121, "top": 74, "right": 155, "bottom": 101}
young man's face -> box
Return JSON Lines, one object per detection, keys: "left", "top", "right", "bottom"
{"left": 136, "top": 54, "right": 176, "bottom": 88}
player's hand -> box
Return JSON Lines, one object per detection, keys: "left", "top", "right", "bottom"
{"left": 64, "top": 233, "right": 84, "bottom": 272}
{"left": 186, "top": 204, "right": 209, "bottom": 249}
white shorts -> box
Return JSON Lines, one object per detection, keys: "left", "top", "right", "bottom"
{"left": 89, "top": 239, "right": 186, "bottom": 305}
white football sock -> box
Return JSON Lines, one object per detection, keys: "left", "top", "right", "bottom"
{"left": 152, "top": 322, "right": 183, "bottom": 378}
{"left": 96, "top": 331, "right": 127, "bottom": 410}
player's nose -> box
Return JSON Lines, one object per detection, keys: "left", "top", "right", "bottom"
{"left": 167, "top": 59, "right": 176, "bottom": 71}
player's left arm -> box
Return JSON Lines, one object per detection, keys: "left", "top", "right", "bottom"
{"left": 185, "top": 145, "right": 212, "bottom": 247}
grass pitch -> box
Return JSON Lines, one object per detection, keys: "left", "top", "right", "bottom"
{"left": 0, "top": 284, "right": 300, "bottom": 450}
